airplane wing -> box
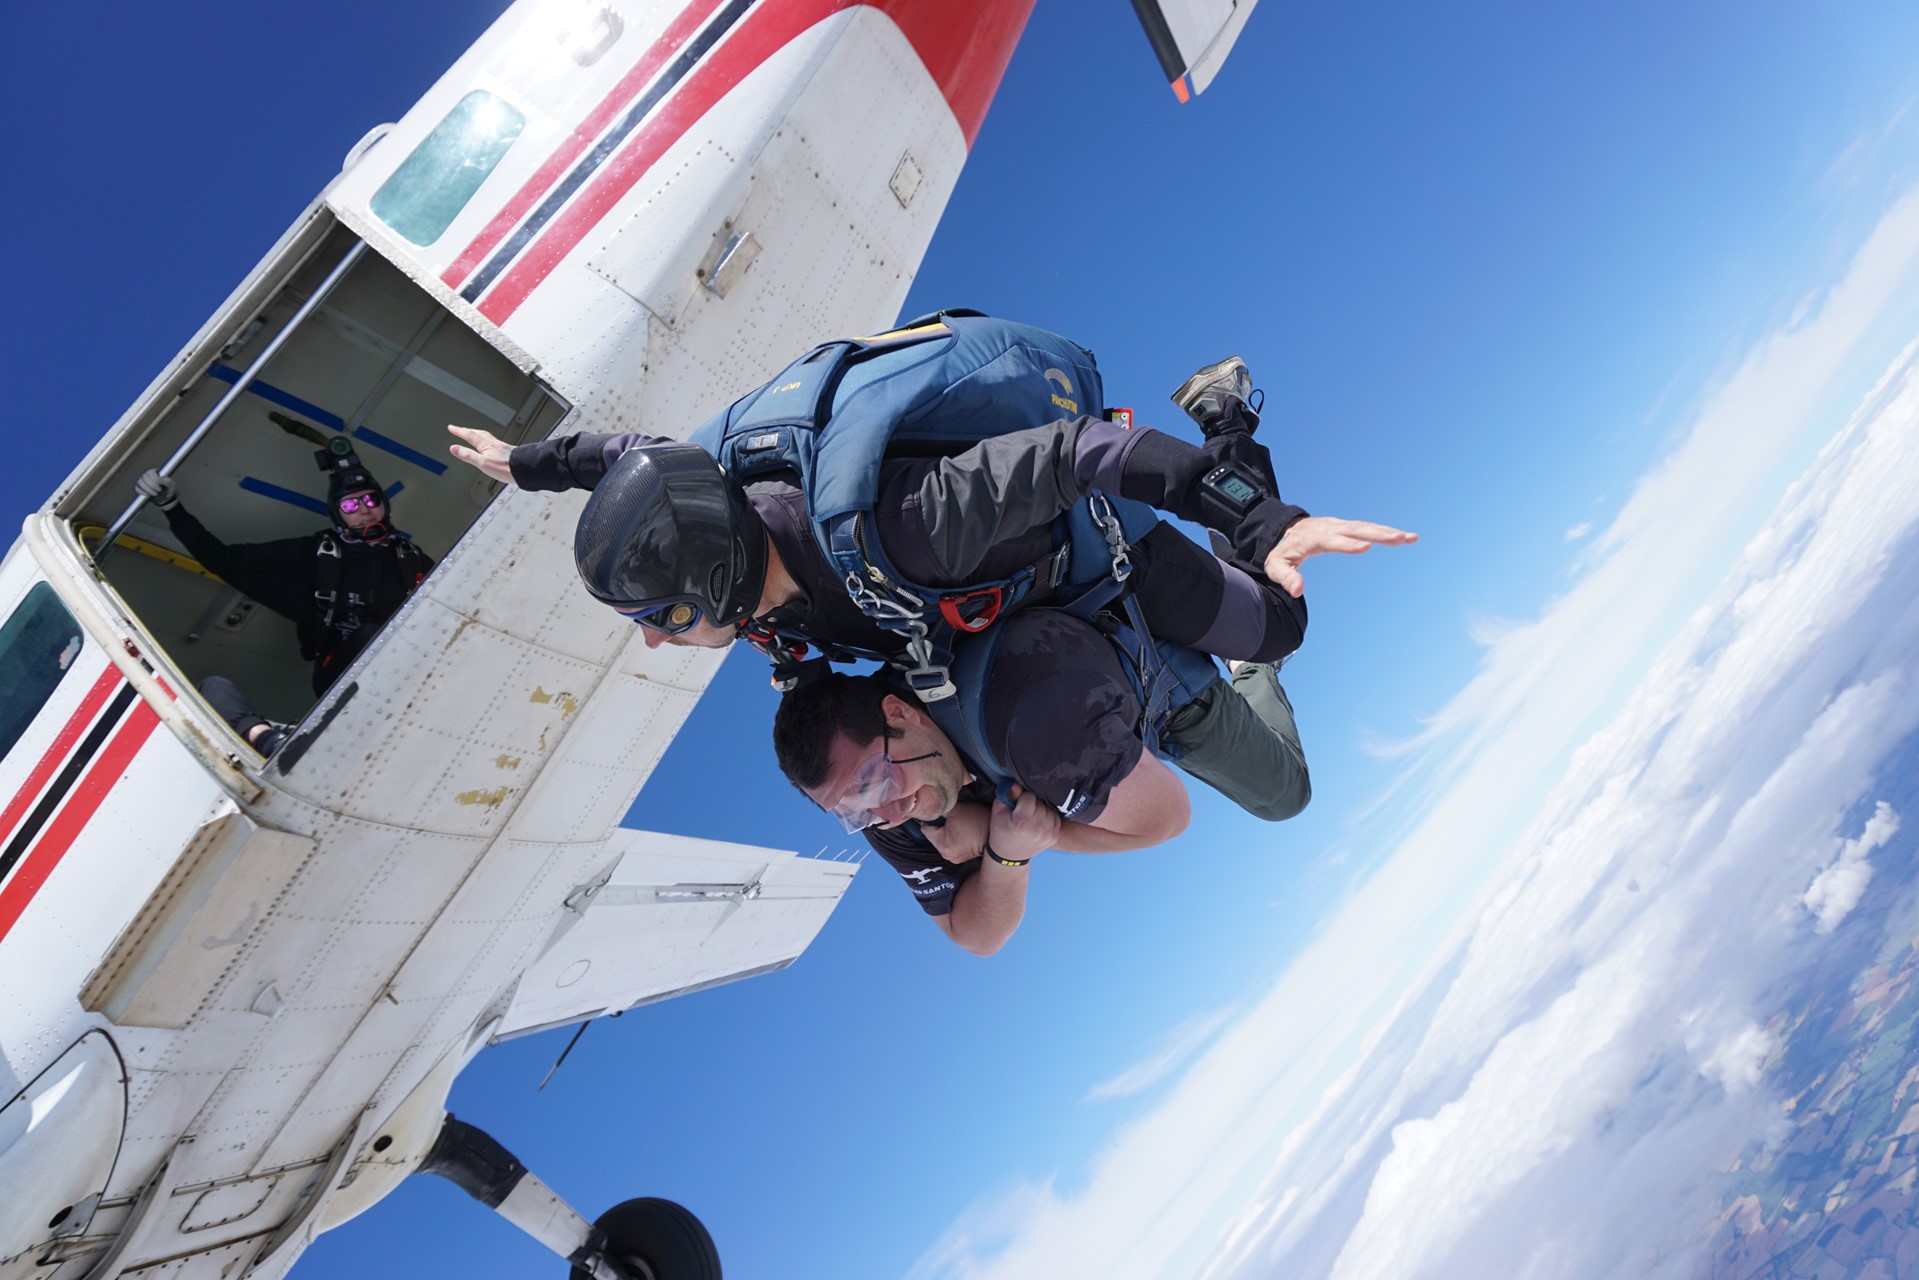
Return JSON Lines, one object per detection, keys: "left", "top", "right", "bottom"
{"left": 488, "top": 828, "right": 857, "bottom": 1042}
{"left": 1131, "top": 0, "right": 1264, "bottom": 101}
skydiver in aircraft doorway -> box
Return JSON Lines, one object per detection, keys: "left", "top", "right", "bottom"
{"left": 135, "top": 446, "right": 433, "bottom": 756}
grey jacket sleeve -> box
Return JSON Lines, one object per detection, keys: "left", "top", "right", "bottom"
{"left": 507, "top": 431, "right": 665, "bottom": 491}
{"left": 913, "top": 418, "right": 1308, "bottom": 580}
{"left": 909, "top": 424, "right": 1086, "bottom": 578}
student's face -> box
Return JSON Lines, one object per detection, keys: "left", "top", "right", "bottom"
{"left": 337, "top": 489, "right": 387, "bottom": 531}
{"left": 804, "top": 696, "right": 966, "bottom": 831}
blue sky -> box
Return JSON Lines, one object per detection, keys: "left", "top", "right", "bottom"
{"left": 7, "top": 1, "right": 1919, "bottom": 1277}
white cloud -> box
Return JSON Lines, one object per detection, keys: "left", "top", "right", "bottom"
{"left": 904, "top": 185, "right": 1919, "bottom": 1280}
{"left": 1084, "top": 1009, "right": 1235, "bottom": 1103}
{"left": 1802, "top": 799, "right": 1900, "bottom": 932}
{"left": 1562, "top": 521, "right": 1593, "bottom": 542}
{"left": 1463, "top": 612, "right": 1523, "bottom": 648}
{"left": 1696, "top": 1022, "right": 1774, "bottom": 1096}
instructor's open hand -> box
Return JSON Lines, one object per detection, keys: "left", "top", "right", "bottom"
{"left": 1264, "top": 516, "right": 1417, "bottom": 598}
{"left": 447, "top": 424, "right": 517, "bottom": 486}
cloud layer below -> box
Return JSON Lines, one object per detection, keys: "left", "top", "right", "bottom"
{"left": 1219, "top": 291, "right": 1919, "bottom": 1279}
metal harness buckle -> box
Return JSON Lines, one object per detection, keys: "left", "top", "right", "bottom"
{"left": 1088, "top": 492, "right": 1133, "bottom": 584}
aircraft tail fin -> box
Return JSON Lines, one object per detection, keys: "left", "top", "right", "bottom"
{"left": 1130, "top": 0, "right": 1263, "bottom": 101}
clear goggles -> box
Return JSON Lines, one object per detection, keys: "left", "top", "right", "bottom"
{"left": 622, "top": 600, "right": 706, "bottom": 636}
{"left": 829, "top": 745, "right": 939, "bottom": 832}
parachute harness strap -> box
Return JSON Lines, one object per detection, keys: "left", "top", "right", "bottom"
{"left": 742, "top": 620, "right": 811, "bottom": 691}
{"left": 313, "top": 534, "right": 343, "bottom": 630}
{"left": 1086, "top": 492, "right": 1181, "bottom": 756}
{"left": 843, "top": 571, "right": 957, "bottom": 701}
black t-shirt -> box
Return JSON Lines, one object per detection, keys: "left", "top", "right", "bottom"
{"left": 863, "top": 610, "right": 1144, "bottom": 915}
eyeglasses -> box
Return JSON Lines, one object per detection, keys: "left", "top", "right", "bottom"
{"left": 623, "top": 600, "right": 705, "bottom": 635}
{"left": 829, "top": 744, "right": 941, "bottom": 832}
{"left": 337, "top": 494, "right": 385, "bottom": 514}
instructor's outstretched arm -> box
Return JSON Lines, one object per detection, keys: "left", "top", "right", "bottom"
{"left": 446, "top": 424, "right": 517, "bottom": 485}
{"left": 1263, "top": 516, "right": 1418, "bottom": 598}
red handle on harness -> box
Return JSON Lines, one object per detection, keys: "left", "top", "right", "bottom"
{"left": 938, "top": 587, "right": 1004, "bottom": 634}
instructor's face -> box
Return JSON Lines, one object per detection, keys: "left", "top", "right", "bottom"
{"left": 635, "top": 616, "right": 736, "bottom": 649}
{"left": 614, "top": 604, "right": 738, "bottom": 650}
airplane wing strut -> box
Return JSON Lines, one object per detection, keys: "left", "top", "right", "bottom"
{"left": 1130, "top": 0, "right": 1264, "bottom": 101}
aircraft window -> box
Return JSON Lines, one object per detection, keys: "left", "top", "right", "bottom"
{"left": 371, "top": 91, "right": 526, "bottom": 246}
{"left": 0, "top": 584, "right": 85, "bottom": 765}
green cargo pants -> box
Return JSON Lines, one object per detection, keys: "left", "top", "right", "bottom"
{"left": 1161, "top": 661, "right": 1311, "bottom": 822}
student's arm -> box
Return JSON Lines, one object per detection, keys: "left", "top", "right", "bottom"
{"left": 1047, "top": 750, "right": 1190, "bottom": 853}
{"left": 932, "top": 854, "right": 1031, "bottom": 956}
{"left": 932, "top": 787, "right": 1057, "bottom": 956}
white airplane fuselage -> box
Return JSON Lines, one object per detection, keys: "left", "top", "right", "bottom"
{"left": 0, "top": 1, "right": 1034, "bottom": 1275}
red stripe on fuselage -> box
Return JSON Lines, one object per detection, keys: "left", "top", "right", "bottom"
{"left": 881, "top": 0, "right": 1036, "bottom": 148}
{"left": 0, "top": 666, "right": 119, "bottom": 851}
{"left": 0, "top": 698, "right": 161, "bottom": 945}
{"left": 478, "top": 0, "right": 848, "bottom": 323}
{"left": 463, "top": 0, "right": 1033, "bottom": 324}
{"left": 442, "top": 0, "right": 735, "bottom": 291}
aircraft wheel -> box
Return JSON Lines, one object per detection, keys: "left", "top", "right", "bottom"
{"left": 571, "top": 1197, "right": 720, "bottom": 1280}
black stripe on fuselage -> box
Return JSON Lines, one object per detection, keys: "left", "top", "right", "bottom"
{"left": 1128, "top": 0, "right": 1189, "bottom": 83}
{"left": 460, "top": 0, "right": 761, "bottom": 304}
{"left": 0, "top": 684, "right": 138, "bottom": 886}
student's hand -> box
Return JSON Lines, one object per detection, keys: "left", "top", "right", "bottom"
{"left": 1263, "top": 515, "right": 1418, "bottom": 598}
{"left": 136, "top": 469, "right": 179, "bottom": 510}
{"left": 921, "top": 801, "right": 989, "bottom": 865}
{"left": 447, "top": 424, "right": 518, "bottom": 486}
{"left": 988, "top": 786, "right": 1059, "bottom": 865}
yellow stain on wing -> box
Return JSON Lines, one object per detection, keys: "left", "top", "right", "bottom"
{"left": 495, "top": 755, "right": 522, "bottom": 770}
{"left": 530, "top": 687, "right": 580, "bottom": 717}
{"left": 457, "top": 787, "right": 510, "bottom": 808}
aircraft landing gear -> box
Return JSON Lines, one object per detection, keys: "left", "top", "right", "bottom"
{"left": 573, "top": 1198, "right": 720, "bottom": 1280}
{"left": 414, "top": 1115, "right": 719, "bottom": 1280}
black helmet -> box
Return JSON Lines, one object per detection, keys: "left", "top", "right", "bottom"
{"left": 321, "top": 452, "right": 392, "bottom": 544}
{"left": 574, "top": 443, "right": 766, "bottom": 628}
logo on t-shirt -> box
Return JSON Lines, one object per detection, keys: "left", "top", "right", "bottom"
{"left": 901, "top": 866, "right": 942, "bottom": 885}
{"left": 1058, "top": 788, "right": 1091, "bottom": 820}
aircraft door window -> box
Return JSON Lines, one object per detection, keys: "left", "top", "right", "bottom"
{"left": 371, "top": 91, "right": 527, "bottom": 246}
{"left": 0, "top": 584, "right": 85, "bottom": 766}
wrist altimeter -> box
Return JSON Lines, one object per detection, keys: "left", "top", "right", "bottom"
{"left": 1196, "top": 462, "right": 1269, "bottom": 528}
